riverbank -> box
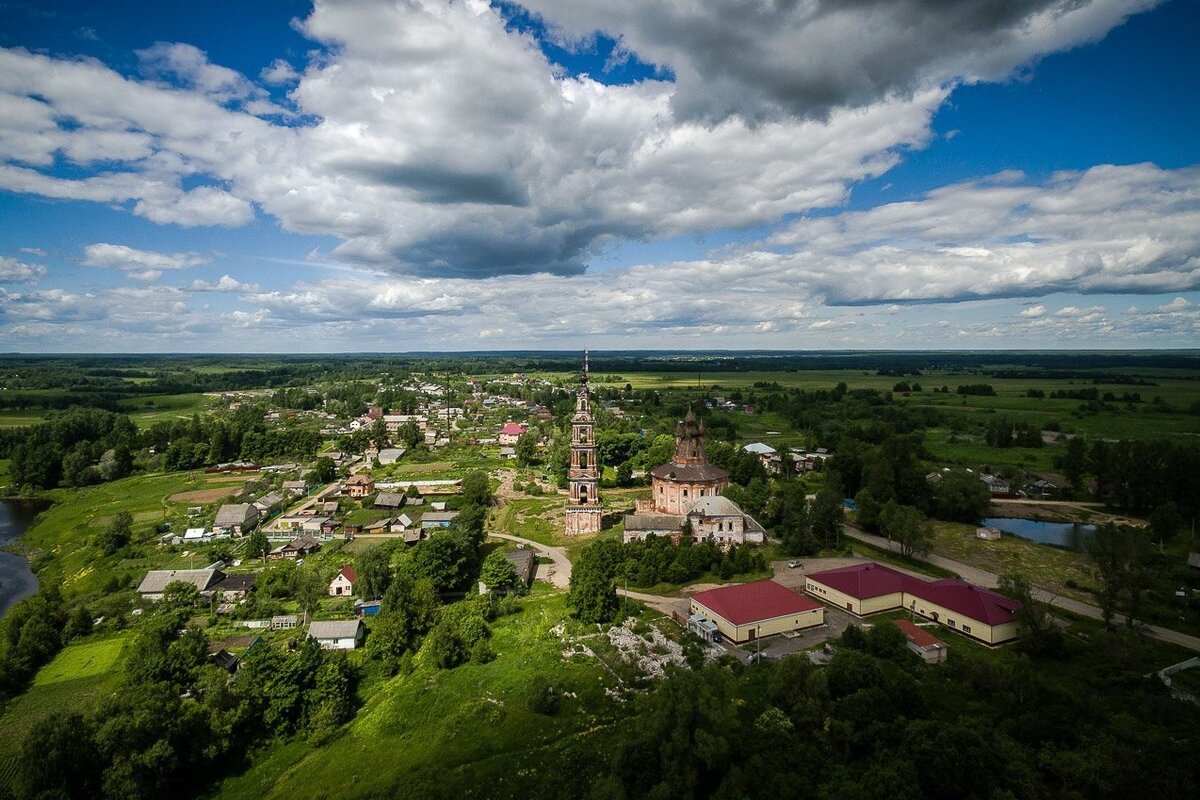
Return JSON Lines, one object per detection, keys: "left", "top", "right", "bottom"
{"left": 0, "top": 499, "right": 50, "bottom": 616}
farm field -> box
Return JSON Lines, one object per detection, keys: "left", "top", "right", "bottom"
{"left": 120, "top": 393, "right": 216, "bottom": 426}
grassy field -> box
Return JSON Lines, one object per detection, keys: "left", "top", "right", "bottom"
{"left": 214, "top": 593, "right": 622, "bottom": 800}
{"left": 120, "top": 392, "right": 215, "bottom": 426}
{"left": 21, "top": 470, "right": 233, "bottom": 596}
{"left": 928, "top": 521, "right": 1096, "bottom": 602}
{"left": 0, "top": 410, "right": 45, "bottom": 428}
{"left": 0, "top": 631, "right": 132, "bottom": 767}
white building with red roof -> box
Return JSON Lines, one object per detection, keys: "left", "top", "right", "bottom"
{"left": 805, "top": 562, "right": 1020, "bottom": 645}
{"left": 498, "top": 422, "right": 527, "bottom": 445}
{"left": 893, "top": 619, "right": 948, "bottom": 663}
{"left": 329, "top": 565, "right": 358, "bottom": 597}
{"left": 689, "top": 579, "right": 825, "bottom": 644}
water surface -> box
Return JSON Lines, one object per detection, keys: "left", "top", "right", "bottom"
{"left": 982, "top": 516, "right": 1097, "bottom": 550}
{"left": 0, "top": 499, "right": 48, "bottom": 617}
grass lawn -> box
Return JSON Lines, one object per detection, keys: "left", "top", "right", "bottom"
{"left": 214, "top": 593, "right": 621, "bottom": 800}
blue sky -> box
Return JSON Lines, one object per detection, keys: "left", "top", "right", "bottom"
{"left": 0, "top": 0, "right": 1197, "bottom": 351}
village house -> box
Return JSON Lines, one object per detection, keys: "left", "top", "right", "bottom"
{"left": 268, "top": 535, "right": 323, "bottom": 560}
{"left": 345, "top": 474, "right": 375, "bottom": 498}
{"left": 282, "top": 479, "right": 308, "bottom": 495}
{"left": 329, "top": 565, "right": 357, "bottom": 597}
{"left": 421, "top": 511, "right": 459, "bottom": 529}
{"left": 979, "top": 474, "right": 1011, "bottom": 495}
{"left": 213, "top": 503, "right": 260, "bottom": 536}
{"left": 137, "top": 568, "right": 223, "bottom": 601}
{"left": 498, "top": 422, "right": 527, "bottom": 445}
{"left": 690, "top": 580, "right": 825, "bottom": 644}
{"left": 377, "top": 447, "right": 406, "bottom": 465}
{"left": 307, "top": 619, "right": 365, "bottom": 650}
{"left": 374, "top": 491, "right": 405, "bottom": 509}
{"left": 805, "top": 562, "right": 1021, "bottom": 645}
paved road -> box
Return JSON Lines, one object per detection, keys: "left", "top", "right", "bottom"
{"left": 843, "top": 524, "right": 1200, "bottom": 653}
{"left": 488, "top": 532, "right": 572, "bottom": 589}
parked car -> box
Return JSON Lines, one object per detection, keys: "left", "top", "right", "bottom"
{"left": 787, "top": 560, "right": 802, "bottom": 569}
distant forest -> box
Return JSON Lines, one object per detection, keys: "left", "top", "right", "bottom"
{"left": 2, "top": 350, "right": 1197, "bottom": 412}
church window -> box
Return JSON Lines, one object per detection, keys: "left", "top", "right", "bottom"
{"left": 683, "top": 489, "right": 688, "bottom": 498}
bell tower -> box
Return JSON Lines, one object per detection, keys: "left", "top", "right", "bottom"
{"left": 564, "top": 351, "right": 602, "bottom": 535}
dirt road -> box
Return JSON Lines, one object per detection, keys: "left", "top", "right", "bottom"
{"left": 488, "top": 532, "right": 572, "bottom": 589}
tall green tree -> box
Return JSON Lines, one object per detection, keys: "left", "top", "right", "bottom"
{"left": 1085, "top": 523, "right": 1153, "bottom": 628}
{"left": 880, "top": 502, "right": 933, "bottom": 558}
{"left": 568, "top": 539, "right": 622, "bottom": 624}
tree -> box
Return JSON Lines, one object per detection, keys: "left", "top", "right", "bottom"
{"left": 14, "top": 711, "right": 102, "bottom": 800}
{"left": 413, "top": 534, "right": 474, "bottom": 593}
{"left": 292, "top": 567, "right": 324, "bottom": 621}
{"left": 97, "top": 510, "right": 133, "bottom": 555}
{"left": 356, "top": 542, "right": 395, "bottom": 599}
{"left": 880, "top": 502, "right": 933, "bottom": 558}
{"left": 480, "top": 549, "right": 523, "bottom": 595}
{"left": 1085, "top": 523, "right": 1153, "bottom": 628}
{"left": 997, "top": 573, "right": 1062, "bottom": 656}
{"left": 1149, "top": 502, "right": 1184, "bottom": 547}
{"left": 515, "top": 431, "right": 538, "bottom": 467}
{"left": 161, "top": 580, "right": 200, "bottom": 609}
{"left": 397, "top": 420, "right": 422, "bottom": 449}
{"left": 932, "top": 470, "right": 992, "bottom": 524}
{"left": 810, "top": 487, "right": 845, "bottom": 549}
{"left": 1061, "top": 435, "right": 1088, "bottom": 491}
{"left": 568, "top": 539, "right": 622, "bottom": 624}
{"left": 245, "top": 527, "right": 270, "bottom": 563}
{"left": 311, "top": 456, "right": 336, "bottom": 484}
{"left": 462, "top": 470, "right": 492, "bottom": 507}
{"left": 616, "top": 461, "right": 633, "bottom": 487}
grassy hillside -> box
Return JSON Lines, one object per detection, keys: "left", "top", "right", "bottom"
{"left": 214, "top": 592, "right": 624, "bottom": 800}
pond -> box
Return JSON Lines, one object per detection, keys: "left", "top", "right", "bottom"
{"left": 982, "top": 516, "right": 1098, "bottom": 550}
{"left": 0, "top": 499, "right": 48, "bottom": 617}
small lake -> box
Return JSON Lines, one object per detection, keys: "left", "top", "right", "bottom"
{"left": 0, "top": 499, "right": 48, "bottom": 617}
{"left": 982, "top": 517, "right": 1098, "bottom": 550}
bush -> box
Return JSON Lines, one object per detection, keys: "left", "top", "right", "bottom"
{"left": 527, "top": 675, "right": 560, "bottom": 715}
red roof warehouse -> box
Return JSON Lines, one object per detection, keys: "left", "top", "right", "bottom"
{"left": 805, "top": 562, "right": 1021, "bottom": 645}
{"left": 690, "top": 580, "right": 824, "bottom": 643}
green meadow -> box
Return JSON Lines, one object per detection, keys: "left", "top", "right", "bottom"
{"left": 0, "top": 632, "right": 132, "bottom": 780}
{"left": 214, "top": 593, "right": 623, "bottom": 800}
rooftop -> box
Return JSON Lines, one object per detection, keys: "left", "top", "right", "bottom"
{"left": 308, "top": 620, "right": 363, "bottom": 639}
{"left": 692, "top": 579, "right": 822, "bottom": 626}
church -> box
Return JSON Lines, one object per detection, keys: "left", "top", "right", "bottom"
{"left": 563, "top": 352, "right": 603, "bottom": 535}
{"left": 624, "top": 409, "right": 765, "bottom": 547}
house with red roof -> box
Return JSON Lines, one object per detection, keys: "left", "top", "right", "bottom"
{"left": 690, "top": 579, "right": 825, "bottom": 643}
{"left": 328, "top": 565, "right": 357, "bottom": 597}
{"left": 498, "top": 422, "right": 527, "bottom": 445}
{"left": 806, "top": 561, "right": 1020, "bottom": 645}
{"left": 893, "top": 619, "right": 948, "bottom": 663}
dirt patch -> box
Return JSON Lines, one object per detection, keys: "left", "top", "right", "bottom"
{"left": 206, "top": 473, "right": 259, "bottom": 483}
{"left": 169, "top": 486, "right": 242, "bottom": 503}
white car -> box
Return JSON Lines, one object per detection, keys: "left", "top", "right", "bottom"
{"left": 787, "top": 560, "right": 802, "bottom": 569}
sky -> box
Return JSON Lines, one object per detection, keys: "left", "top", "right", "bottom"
{"left": 0, "top": 0, "right": 1198, "bottom": 352}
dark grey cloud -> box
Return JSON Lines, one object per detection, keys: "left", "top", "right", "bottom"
{"left": 520, "top": 0, "right": 1157, "bottom": 123}
{"left": 338, "top": 158, "right": 529, "bottom": 206}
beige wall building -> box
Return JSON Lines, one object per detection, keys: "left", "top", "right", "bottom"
{"left": 805, "top": 562, "right": 1021, "bottom": 646}
{"left": 690, "top": 580, "right": 825, "bottom": 644}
